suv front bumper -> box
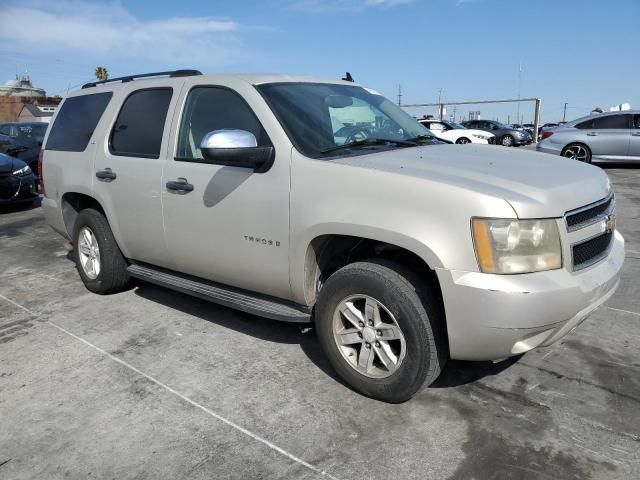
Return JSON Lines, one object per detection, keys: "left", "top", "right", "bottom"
{"left": 436, "top": 230, "right": 624, "bottom": 361}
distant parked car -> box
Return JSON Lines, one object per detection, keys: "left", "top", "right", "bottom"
{"left": 0, "top": 122, "right": 48, "bottom": 176}
{"left": 418, "top": 119, "right": 494, "bottom": 144}
{"left": 537, "top": 111, "right": 640, "bottom": 163}
{"left": 522, "top": 123, "right": 535, "bottom": 137}
{"left": 461, "top": 120, "right": 532, "bottom": 147}
{"left": 0, "top": 153, "right": 38, "bottom": 205}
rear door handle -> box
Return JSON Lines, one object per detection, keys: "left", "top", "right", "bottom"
{"left": 586, "top": 132, "right": 598, "bottom": 136}
{"left": 632, "top": 132, "right": 640, "bottom": 136}
{"left": 96, "top": 168, "right": 116, "bottom": 181}
{"left": 166, "top": 177, "right": 194, "bottom": 193}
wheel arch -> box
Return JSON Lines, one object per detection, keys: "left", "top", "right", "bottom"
{"left": 60, "top": 192, "right": 130, "bottom": 257}
{"left": 298, "top": 231, "right": 444, "bottom": 307}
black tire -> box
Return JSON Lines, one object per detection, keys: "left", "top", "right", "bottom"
{"left": 561, "top": 143, "right": 592, "bottom": 163}
{"left": 73, "top": 208, "right": 131, "bottom": 294}
{"left": 455, "top": 137, "right": 471, "bottom": 144}
{"left": 315, "top": 260, "right": 447, "bottom": 403}
{"left": 501, "top": 134, "right": 514, "bottom": 147}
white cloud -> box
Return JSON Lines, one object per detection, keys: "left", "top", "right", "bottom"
{"left": 0, "top": 1, "right": 264, "bottom": 67}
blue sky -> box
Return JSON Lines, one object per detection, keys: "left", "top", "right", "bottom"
{"left": 0, "top": 0, "right": 638, "bottom": 123}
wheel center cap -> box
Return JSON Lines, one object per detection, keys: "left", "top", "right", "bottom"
{"left": 363, "top": 327, "right": 376, "bottom": 343}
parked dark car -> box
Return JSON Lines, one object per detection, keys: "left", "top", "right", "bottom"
{"left": 461, "top": 120, "right": 532, "bottom": 146}
{"left": 0, "top": 153, "right": 38, "bottom": 205}
{"left": 0, "top": 122, "right": 48, "bottom": 176}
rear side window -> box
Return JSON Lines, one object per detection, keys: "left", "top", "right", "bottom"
{"left": 110, "top": 88, "right": 173, "bottom": 158}
{"left": 592, "top": 114, "right": 630, "bottom": 129}
{"left": 575, "top": 119, "right": 593, "bottom": 129}
{"left": 46, "top": 92, "right": 112, "bottom": 152}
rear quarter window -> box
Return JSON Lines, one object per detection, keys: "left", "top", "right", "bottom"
{"left": 45, "top": 92, "right": 112, "bottom": 152}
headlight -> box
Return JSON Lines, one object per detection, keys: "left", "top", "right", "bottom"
{"left": 472, "top": 218, "right": 562, "bottom": 274}
{"left": 12, "top": 165, "right": 32, "bottom": 177}
{"left": 472, "top": 134, "right": 488, "bottom": 140}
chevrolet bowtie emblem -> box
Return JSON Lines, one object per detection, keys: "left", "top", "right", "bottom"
{"left": 605, "top": 214, "right": 616, "bottom": 233}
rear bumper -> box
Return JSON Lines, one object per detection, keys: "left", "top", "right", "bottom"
{"left": 536, "top": 142, "right": 562, "bottom": 155}
{"left": 436, "top": 230, "right": 624, "bottom": 361}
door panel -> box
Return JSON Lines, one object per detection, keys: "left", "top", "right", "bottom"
{"left": 587, "top": 114, "right": 631, "bottom": 159}
{"left": 630, "top": 114, "right": 640, "bottom": 158}
{"left": 161, "top": 85, "right": 291, "bottom": 299}
{"left": 92, "top": 86, "right": 178, "bottom": 267}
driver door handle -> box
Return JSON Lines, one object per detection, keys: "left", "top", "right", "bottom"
{"left": 96, "top": 168, "right": 116, "bottom": 181}
{"left": 632, "top": 132, "right": 640, "bottom": 136}
{"left": 166, "top": 177, "right": 194, "bottom": 193}
{"left": 586, "top": 132, "right": 598, "bottom": 136}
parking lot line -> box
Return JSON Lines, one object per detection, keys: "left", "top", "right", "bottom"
{"left": 0, "top": 293, "right": 342, "bottom": 480}
{"left": 606, "top": 306, "right": 640, "bottom": 317}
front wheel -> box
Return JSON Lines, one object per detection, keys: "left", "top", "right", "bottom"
{"left": 315, "top": 260, "right": 446, "bottom": 403}
{"left": 562, "top": 143, "right": 592, "bottom": 163}
{"left": 455, "top": 137, "right": 471, "bottom": 144}
{"left": 501, "top": 134, "right": 514, "bottom": 146}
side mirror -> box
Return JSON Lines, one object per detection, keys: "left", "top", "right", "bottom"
{"left": 200, "top": 129, "right": 274, "bottom": 172}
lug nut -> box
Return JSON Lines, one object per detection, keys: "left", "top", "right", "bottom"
{"left": 376, "top": 330, "right": 382, "bottom": 336}
{"left": 359, "top": 321, "right": 364, "bottom": 327}
{"left": 358, "top": 332, "right": 363, "bottom": 338}
{"left": 368, "top": 320, "right": 374, "bottom": 326}
{"left": 365, "top": 343, "right": 371, "bottom": 349}
{"left": 375, "top": 342, "right": 381, "bottom": 348}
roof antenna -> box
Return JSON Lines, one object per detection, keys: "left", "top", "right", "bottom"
{"left": 342, "top": 72, "right": 354, "bottom": 82}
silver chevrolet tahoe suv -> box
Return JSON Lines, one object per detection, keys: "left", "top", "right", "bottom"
{"left": 41, "top": 70, "right": 624, "bottom": 402}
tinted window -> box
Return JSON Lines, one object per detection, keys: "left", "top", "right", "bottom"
{"left": 575, "top": 119, "right": 593, "bottom": 129}
{"left": 176, "top": 87, "right": 269, "bottom": 160}
{"left": 634, "top": 115, "right": 640, "bottom": 129}
{"left": 46, "top": 93, "right": 112, "bottom": 152}
{"left": 110, "top": 88, "right": 172, "bottom": 158}
{"left": 592, "top": 114, "right": 630, "bottom": 129}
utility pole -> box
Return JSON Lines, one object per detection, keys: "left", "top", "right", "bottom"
{"left": 516, "top": 60, "right": 522, "bottom": 126}
{"left": 397, "top": 84, "right": 402, "bottom": 106}
{"left": 437, "top": 88, "right": 443, "bottom": 120}
{"left": 563, "top": 102, "right": 568, "bottom": 122}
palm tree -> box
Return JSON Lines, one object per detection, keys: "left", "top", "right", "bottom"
{"left": 95, "top": 66, "right": 109, "bottom": 82}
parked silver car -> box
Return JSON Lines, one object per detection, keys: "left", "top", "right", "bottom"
{"left": 537, "top": 111, "right": 640, "bottom": 163}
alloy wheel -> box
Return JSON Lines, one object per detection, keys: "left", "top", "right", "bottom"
{"left": 332, "top": 294, "right": 407, "bottom": 378}
{"left": 78, "top": 226, "right": 101, "bottom": 280}
{"left": 563, "top": 144, "right": 589, "bottom": 162}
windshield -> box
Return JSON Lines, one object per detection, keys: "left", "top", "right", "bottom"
{"left": 448, "top": 122, "right": 466, "bottom": 130}
{"left": 258, "top": 83, "right": 439, "bottom": 158}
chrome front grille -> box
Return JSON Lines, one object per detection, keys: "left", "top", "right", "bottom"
{"left": 565, "top": 193, "right": 614, "bottom": 232}
{"left": 565, "top": 193, "right": 616, "bottom": 271}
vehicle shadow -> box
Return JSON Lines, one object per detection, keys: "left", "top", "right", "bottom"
{"left": 133, "top": 282, "right": 521, "bottom": 390}
{"left": 0, "top": 196, "right": 41, "bottom": 214}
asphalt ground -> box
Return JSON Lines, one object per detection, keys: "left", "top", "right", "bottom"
{"left": 1, "top": 163, "right": 639, "bottom": 480}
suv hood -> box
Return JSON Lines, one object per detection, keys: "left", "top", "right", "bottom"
{"left": 334, "top": 145, "right": 610, "bottom": 218}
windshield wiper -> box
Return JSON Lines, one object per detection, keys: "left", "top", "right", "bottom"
{"left": 406, "top": 134, "right": 439, "bottom": 142}
{"left": 320, "top": 138, "right": 416, "bottom": 155}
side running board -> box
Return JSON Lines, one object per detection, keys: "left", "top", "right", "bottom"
{"left": 127, "top": 263, "right": 312, "bottom": 323}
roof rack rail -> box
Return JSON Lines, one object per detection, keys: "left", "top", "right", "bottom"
{"left": 82, "top": 69, "right": 202, "bottom": 89}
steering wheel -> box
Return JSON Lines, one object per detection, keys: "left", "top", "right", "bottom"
{"left": 344, "top": 127, "right": 371, "bottom": 144}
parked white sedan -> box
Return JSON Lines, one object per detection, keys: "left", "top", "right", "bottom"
{"left": 419, "top": 119, "right": 494, "bottom": 144}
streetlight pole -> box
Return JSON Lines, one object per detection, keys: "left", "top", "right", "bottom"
{"left": 437, "top": 88, "right": 443, "bottom": 120}
{"left": 563, "top": 102, "right": 568, "bottom": 122}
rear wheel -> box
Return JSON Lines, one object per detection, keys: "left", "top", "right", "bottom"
{"left": 501, "top": 134, "right": 514, "bottom": 146}
{"left": 562, "top": 143, "right": 592, "bottom": 163}
{"left": 315, "top": 260, "right": 446, "bottom": 403}
{"left": 456, "top": 137, "right": 471, "bottom": 144}
{"left": 73, "top": 208, "right": 131, "bottom": 294}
